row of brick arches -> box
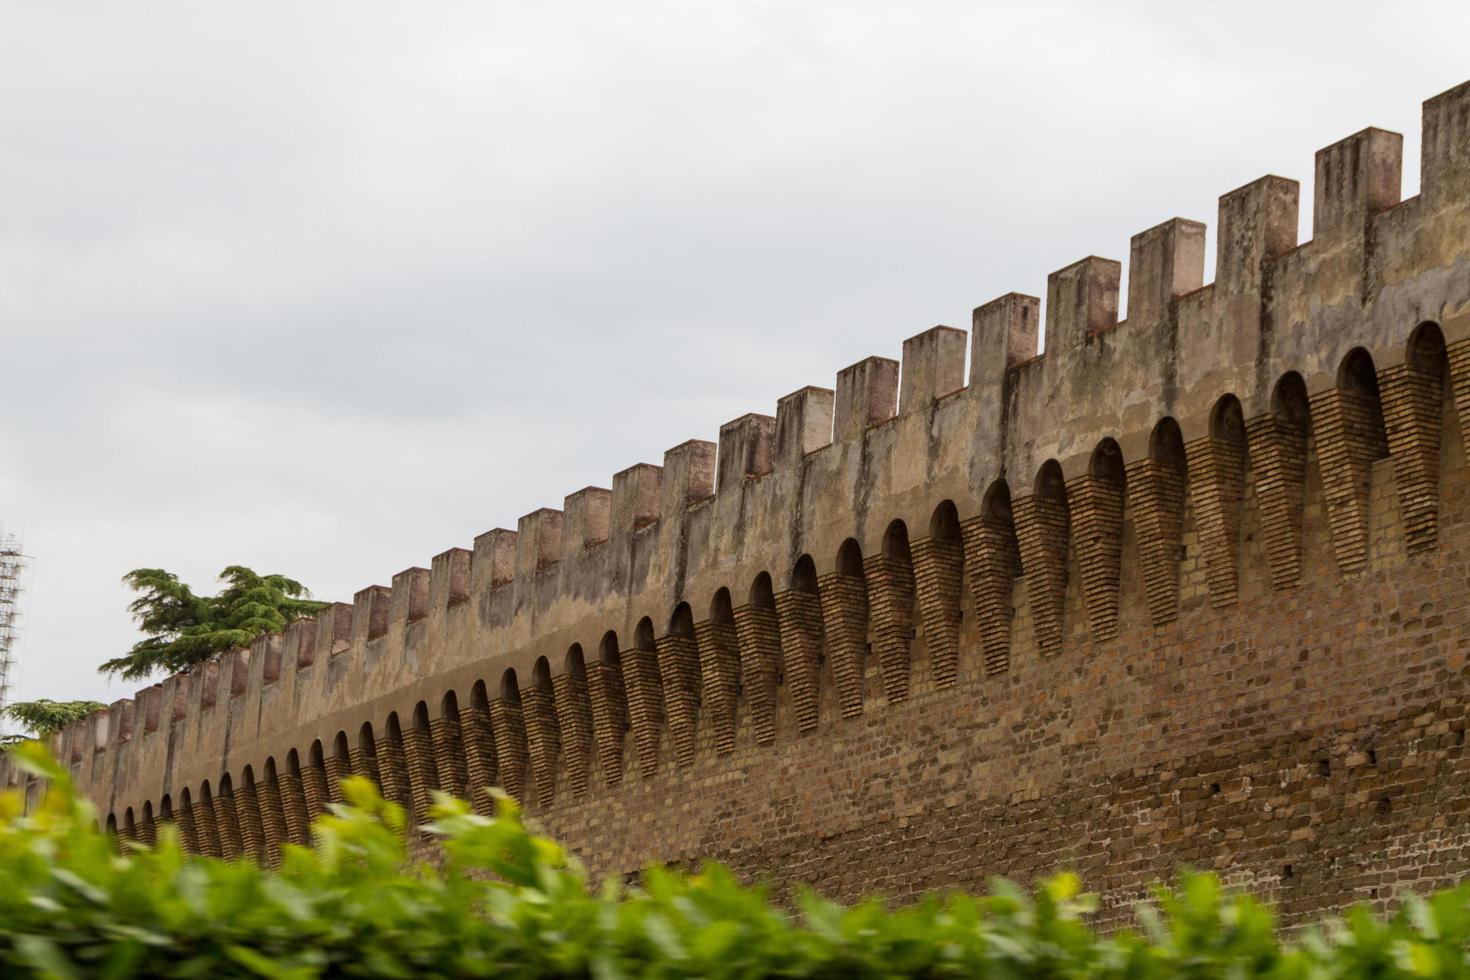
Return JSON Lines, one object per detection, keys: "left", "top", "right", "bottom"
{"left": 108, "top": 321, "right": 1459, "bottom": 863}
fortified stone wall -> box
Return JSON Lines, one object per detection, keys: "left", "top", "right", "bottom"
{"left": 8, "top": 80, "right": 1470, "bottom": 924}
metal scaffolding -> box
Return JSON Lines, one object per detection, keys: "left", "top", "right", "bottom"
{"left": 0, "top": 534, "right": 25, "bottom": 715}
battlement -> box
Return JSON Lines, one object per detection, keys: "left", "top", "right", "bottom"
{"left": 9, "top": 81, "right": 1470, "bottom": 917}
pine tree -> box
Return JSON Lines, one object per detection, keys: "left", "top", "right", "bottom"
{"left": 98, "top": 566, "right": 328, "bottom": 681}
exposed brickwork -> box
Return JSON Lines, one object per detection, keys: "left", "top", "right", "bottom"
{"left": 1449, "top": 339, "right": 1470, "bottom": 463}
{"left": 961, "top": 513, "right": 1021, "bottom": 673}
{"left": 431, "top": 713, "right": 469, "bottom": 801}
{"left": 585, "top": 661, "right": 626, "bottom": 788}
{"left": 1244, "top": 416, "right": 1307, "bottom": 591}
{"left": 460, "top": 701, "right": 499, "bottom": 815}
{"left": 282, "top": 766, "right": 311, "bottom": 846}
{"left": 402, "top": 722, "right": 439, "bottom": 821}
{"left": 657, "top": 634, "right": 701, "bottom": 768}
{"left": 1311, "top": 387, "right": 1390, "bottom": 573}
{"left": 550, "top": 672, "right": 592, "bottom": 795}
{"left": 693, "top": 618, "right": 741, "bottom": 754}
{"left": 864, "top": 553, "right": 915, "bottom": 702}
{"left": 1124, "top": 458, "right": 1185, "bottom": 623}
{"left": 773, "top": 590, "right": 824, "bottom": 732}
{"left": 375, "top": 729, "right": 411, "bottom": 813}
{"left": 1184, "top": 436, "right": 1245, "bottom": 605}
{"left": 1013, "top": 493, "right": 1069, "bottom": 655}
{"left": 817, "top": 572, "right": 868, "bottom": 716}
{"left": 234, "top": 776, "right": 264, "bottom": 863}
{"left": 213, "top": 790, "right": 242, "bottom": 861}
{"left": 522, "top": 686, "right": 560, "bottom": 808}
{"left": 174, "top": 803, "right": 200, "bottom": 854}
{"left": 258, "top": 773, "right": 288, "bottom": 868}
{"left": 47, "top": 81, "right": 1470, "bottom": 927}
{"left": 1066, "top": 474, "right": 1125, "bottom": 641}
{"left": 488, "top": 699, "right": 528, "bottom": 800}
{"left": 1380, "top": 363, "right": 1443, "bottom": 554}
{"left": 192, "top": 798, "right": 220, "bottom": 857}
{"left": 732, "top": 604, "right": 780, "bottom": 743}
{"left": 910, "top": 536, "right": 964, "bottom": 687}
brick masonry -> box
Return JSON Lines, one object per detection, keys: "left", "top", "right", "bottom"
{"left": 11, "top": 80, "right": 1470, "bottom": 928}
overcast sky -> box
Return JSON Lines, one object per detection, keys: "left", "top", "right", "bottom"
{"left": 1, "top": 1, "right": 1466, "bottom": 721}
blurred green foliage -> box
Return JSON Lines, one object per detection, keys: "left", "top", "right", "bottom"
{"left": 1, "top": 740, "right": 1467, "bottom": 978}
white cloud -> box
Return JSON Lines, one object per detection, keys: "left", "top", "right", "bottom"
{"left": 1, "top": 0, "right": 1467, "bottom": 716}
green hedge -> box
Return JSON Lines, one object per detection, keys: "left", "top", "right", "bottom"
{"left": 2, "top": 742, "right": 1467, "bottom": 978}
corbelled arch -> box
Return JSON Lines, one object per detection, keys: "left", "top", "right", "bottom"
{"left": 868, "top": 520, "right": 917, "bottom": 701}
{"left": 732, "top": 573, "right": 780, "bottom": 744}
{"left": 432, "top": 690, "right": 469, "bottom": 801}
{"left": 553, "top": 647, "right": 594, "bottom": 797}
{"left": 622, "top": 619, "right": 665, "bottom": 778}
{"left": 587, "top": 632, "right": 627, "bottom": 786}
{"left": 463, "top": 681, "right": 499, "bottom": 815}
{"left": 213, "top": 773, "right": 243, "bottom": 860}
{"left": 1312, "top": 348, "right": 1391, "bottom": 573}
{"left": 775, "top": 556, "right": 823, "bottom": 732}
{"left": 1382, "top": 322, "right": 1448, "bottom": 553}
{"left": 1015, "top": 460, "right": 1071, "bottom": 655}
{"left": 1186, "top": 394, "right": 1249, "bottom": 605}
{"left": 1128, "top": 417, "right": 1189, "bottom": 623}
{"left": 378, "top": 712, "right": 412, "bottom": 813}
{"left": 524, "top": 659, "right": 561, "bottom": 806}
{"left": 658, "top": 603, "right": 700, "bottom": 767}
{"left": 490, "top": 669, "right": 528, "bottom": 801}
{"left": 1245, "top": 373, "right": 1311, "bottom": 591}
{"left": 258, "top": 757, "right": 289, "bottom": 866}
{"left": 234, "top": 764, "right": 266, "bottom": 862}
{"left": 1069, "top": 438, "right": 1127, "bottom": 641}
{"left": 819, "top": 539, "right": 869, "bottom": 717}
{"left": 965, "top": 478, "right": 1022, "bottom": 673}
{"left": 404, "top": 701, "right": 440, "bottom": 821}
{"left": 697, "top": 587, "right": 741, "bottom": 754}
{"left": 911, "top": 501, "right": 964, "bottom": 688}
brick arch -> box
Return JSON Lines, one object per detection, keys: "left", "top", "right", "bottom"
{"left": 402, "top": 701, "right": 439, "bottom": 821}
{"left": 734, "top": 572, "right": 780, "bottom": 744}
{"left": 1244, "top": 374, "right": 1312, "bottom": 592}
{"left": 177, "top": 786, "right": 204, "bottom": 854}
{"left": 377, "top": 712, "right": 411, "bottom": 814}
{"left": 660, "top": 604, "right": 700, "bottom": 767}
{"left": 588, "top": 631, "right": 627, "bottom": 787}
{"left": 462, "top": 681, "right": 498, "bottom": 815}
{"left": 966, "top": 479, "right": 1022, "bottom": 673}
{"left": 1128, "top": 416, "right": 1189, "bottom": 622}
{"left": 1313, "top": 348, "right": 1391, "bottom": 573}
{"left": 1184, "top": 395, "right": 1249, "bottom": 605}
{"left": 868, "top": 520, "right": 916, "bottom": 701}
{"left": 1016, "top": 460, "right": 1071, "bottom": 656}
{"left": 777, "top": 556, "right": 823, "bottom": 732}
{"left": 235, "top": 764, "right": 266, "bottom": 863}
{"left": 699, "top": 588, "right": 741, "bottom": 754}
{"left": 259, "top": 757, "right": 289, "bottom": 866}
{"left": 213, "top": 773, "right": 242, "bottom": 860}
{"left": 285, "top": 746, "right": 316, "bottom": 844}
{"left": 822, "top": 538, "right": 869, "bottom": 716}
{"left": 553, "top": 646, "right": 593, "bottom": 797}
{"left": 138, "top": 800, "right": 155, "bottom": 847}
{"left": 354, "top": 722, "right": 381, "bottom": 789}
{"left": 525, "top": 658, "right": 561, "bottom": 806}
{"left": 1384, "top": 322, "right": 1449, "bottom": 553}
{"left": 490, "top": 671, "right": 528, "bottom": 802}
{"left": 624, "top": 618, "right": 665, "bottom": 777}
{"left": 1070, "top": 437, "right": 1127, "bottom": 641}
{"left": 919, "top": 496, "right": 968, "bottom": 687}
{"left": 432, "top": 689, "right": 469, "bottom": 802}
